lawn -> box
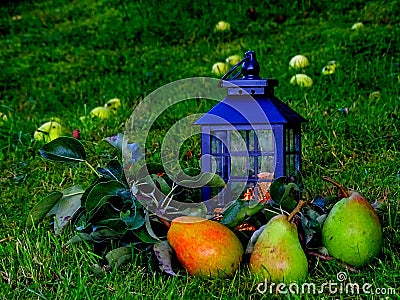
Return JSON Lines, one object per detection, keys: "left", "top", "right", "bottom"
{"left": 0, "top": 0, "right": 399, "bottom": 299}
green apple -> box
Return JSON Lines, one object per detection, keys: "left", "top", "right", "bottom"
{"left": 0, "top": 112, "right": 8, "bottom": 125}
{"left": 290, "top": 74, "right": 313, "bottom": 87}
{"left": 215, "top": 21, "right": 230, "bottom": 31}
{"left": 34, "top": 121, "right": 63, "bottom": 142}
{"left": 226, "top": 55, "right": 241, "bottom": 66}
{"left": 322, "top": 60, "right": 338, "bottom": 75}
{"left": 104, "top": 98, "right": 121, "bottom": 112}
{"left": 212, "top": 62, "right": 229, "bottom": 77}
{"left": 351, "top": 22, "right": 364, "bottom": 30}
{"left": 289, "top": 55, "right": 309, "bottom": 70}
{"left": 90, "top": 106, "right": 111, "bottom": 119}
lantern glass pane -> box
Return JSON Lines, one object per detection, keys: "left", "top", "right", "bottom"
{"left": 231, "top": 181, "right": 248, "bottom": 200}
{"left": 286, "top": 129, "right": 294, "bottom": 152}
{"left": 248, "top": 131, "right": 254, "bottom": 151}
{"left": 214, "top": 156, "right": 223, "bottom": 175}
{"left": 231, "top": 156, "right": 249, "bottom": 178}
{"left": 292, "top": 153, "right": 297, "bottom": 171}
{"left": 211, "top": 131, "right": 227, "bottom": 154}
{"left": 285, "top": 128, "right": 301, "bottom": 176}
{"left": 238, "top": 180, "right": 273, "bottom": 202}
{"left": 285, "top": 155, "right": 290, "bottom": 175}
{"left": 258, "top": 155, "right": 275, "bottom": 174}
{"left": 285, "top": 153, "right": 298, "bottom": 176}
{"left": 230, "top": 130, "right": 252, "bottom": 152}
{"left": 249, "top": 156, "right": 256, "bottom": 178}
{"left": 256, "top": 129, "right": 275, "bottom": 152}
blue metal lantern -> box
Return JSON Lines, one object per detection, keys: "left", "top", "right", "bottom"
{"left": 195, "top": 51, "right": 307, "bottom": 204}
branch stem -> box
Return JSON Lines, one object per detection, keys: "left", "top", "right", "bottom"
{"left": 322, "top": 176, "right": 349, "bottom": 197}
{"left": 288, "top": 200, "right": 306, "bottom": 222}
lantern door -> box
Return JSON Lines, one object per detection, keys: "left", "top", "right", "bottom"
{"left": 201, "top": 124, "right": 283, "bottom": 203}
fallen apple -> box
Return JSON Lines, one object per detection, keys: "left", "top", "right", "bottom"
{"left": 212, "top": 62, "right": 229, "bottom": 77}
{"left": 290, "top": 74, "right": 313, "bottom": 87}
{"left": 215, "top": 21, "right": 230, "bottom": 32}
{"left": 226, "top": 55, "right": 242, "bottom": 66}
{"left": 289, "top": 55, "right": 309, "bottom": 70}
{"left": 34, "top": 121, "right": 63, "bottom": 142}
{"left": 90, "top": 106, "right": 111, "bottom": 119}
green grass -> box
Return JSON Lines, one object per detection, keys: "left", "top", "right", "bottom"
{"left": 1, "top": 0, "right": 400, "bottom": 299}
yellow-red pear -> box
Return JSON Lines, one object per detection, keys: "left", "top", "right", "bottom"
{"left": 250, "top": 214, "right": 308, "bottom": 283}
{"left": 167, "top": 216, "right": 243, "bottom": 278}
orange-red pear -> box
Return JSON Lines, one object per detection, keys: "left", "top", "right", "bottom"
{"left": 167, "top": 216, "right": 243, "bottom": 278}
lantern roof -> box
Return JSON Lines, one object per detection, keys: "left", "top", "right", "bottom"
{"left": 195, "top": 51, "right": 307, "bottom": 126}
{"left": 194, "top": 94, "right": 306, "bottom": 125}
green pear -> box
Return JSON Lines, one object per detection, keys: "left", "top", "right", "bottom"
{"left": 321, "top": 178, "right": 383, "bottom": 267}
{"left": 250, "top": 201, "right": 308, "bottom": 283}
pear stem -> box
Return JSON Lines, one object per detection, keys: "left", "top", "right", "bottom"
{"left": 287, "top": 200, "right": 306, "bottom": 222}
{"left": 322, "top": 176, "right": 350, "bottom": 198}
{"left": 158, "top": 216, "right": 171, "bottom": 229}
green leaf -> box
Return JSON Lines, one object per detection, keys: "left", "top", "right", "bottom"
{"left": 204, "top": 173, "right": 226, "bottom": 188}
{"left": 288, "top": 170, "right": 305, "bottom": 192}
{"left": 94, "top": 218, "right": 127, "bottom": 234}
{"left": 97, "top": 159, "right": 124, "bottom": 183}
{"left": 279, "top": 186, "right": 299, "bottom": 211}
{"left": 153, "top": 241, "right": 177, "bottom": 276}
{"left": 87, "top": 198, "right": 121, "bottom": 224}
{"left": 245, "top": 224, "right": 266, "bottom": 254}
{"left": 103, "top": 133, "right": 125, "bottom": 152}
{"left": 90, "top": 227, "right": 122, "bottom": 242}
{"left": 26, "top": 191, "right": 63, "bottom": 228}
{"left": 85, "top": 180, "right": 126, "bottom": 214}
{"left": 38, "top": 137, "right": 86, "bottom": 163}
{"left": 86, "top": 195, "right": 116, "bottom": 222}
{"left": 371, "top": 199, "right": 388, "bottom": 215}
{"left": 179, "top": 203, "right": 207, "bottom": 218}
{"left": 147, "top": 174, "right": 172, "bottom": 195}
{"left": 54, "top": 185, "right": 84, "bottom": 235}
{"left": 133, "top": 227, "right": 160, "bottom": 244}
{"left": 269, "top": 177, "right": 288, "bottom": 202}
{"left": 177, "top": 170, "right": 226, "bottom": 188}
{"left": 144, "top": 210, "right": 161, "bottom": 242}
{"left": 269, "top": 177, "right": 300, "bottom": 211}
{"left": 80, "top": 177, "right": 110, "bottom": 207}
{"left": 121, "top": 210, "right": 145, "bottom": 230}
{"left": 65, "top": 233, "right": 92, "bottom": 246}
{"left": 180, "top": 167, "right": 201, "bottom": 177}
{"left": 105, "top": 246, "right": 133, "bottom": 269}
{"left": 300, "top": 205, "right": 329, "bottom": 247}
{"left": 299, "top": 213, "right": 317, "bottom": 247}
{"left": 221, "top": 199, "right": 264, "bottom": 228}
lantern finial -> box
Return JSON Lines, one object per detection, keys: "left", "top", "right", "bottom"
{"left": 242, "top": 51, "right": 260, "bottom": 79}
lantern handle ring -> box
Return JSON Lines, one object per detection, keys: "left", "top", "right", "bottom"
{"left": 221, "top": 57, "right": 249, "bottom": 80}
{"left": 219, "top": 57, "right": 249, "bottom": 87}
{"left": 219, "top": 50, "right": 260, "bottom": 86}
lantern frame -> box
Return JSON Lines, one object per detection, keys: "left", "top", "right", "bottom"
{"left": 195, "top": 51, "right": 306, "bottom": 204}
